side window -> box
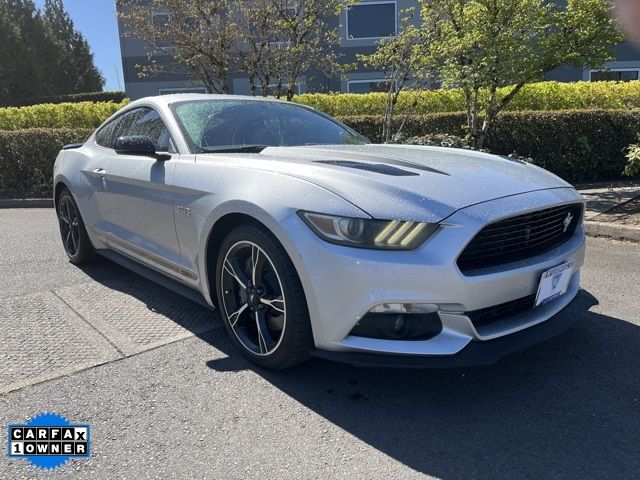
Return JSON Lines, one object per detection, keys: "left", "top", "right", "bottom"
{"left": 115, "top": 107, "right": 173, "bottom": 152}
{"left": 95, "top": 118, "right": 119, "bottom": 148}
{"left": 112, "top": 108, "right": 148, "bottom": 142}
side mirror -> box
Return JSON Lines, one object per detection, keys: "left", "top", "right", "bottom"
{"left": 114, "top": 135, "right": 156, "bottom": 156}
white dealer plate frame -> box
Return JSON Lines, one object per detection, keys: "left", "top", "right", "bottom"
{"left": 535, "top": 260, "right": 575, "bottom": 307}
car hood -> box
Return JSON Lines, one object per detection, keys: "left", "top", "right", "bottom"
{"left": 202, "top": 144, "right": 574, "bottom": 223}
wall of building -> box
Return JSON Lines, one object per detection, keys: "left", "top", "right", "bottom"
{"left": 118, "top": 1, "right": 640, "bottom": 100}
{"left": 118, "top": 0, "right": 423, "bottom": 99}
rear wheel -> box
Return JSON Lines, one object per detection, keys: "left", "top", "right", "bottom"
{"left": 215, "top": 224, "right": 313, "bottom": 369}
{"left": 57, "top": 188, "right": 96, "bottom": 264}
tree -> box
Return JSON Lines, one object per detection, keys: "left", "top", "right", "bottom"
{"left": 0, "top": 0, "right": 103, "bottom": 105}
{"left": 69, "top": 34, "right": 106, "bottom": 93}
{"left": 117, "top": 0, "right": 239, "bottom": 94}
{"left": 268, "top": 0, "right": 354, "bottom": 101}
{"left": 417, "top": 0, "right": 623, "bottom": 149}
{"left": 43, "top": 0, "right": 104, "bottom": 94}
{"left": 235, "top": 0, "right": 288, "bottom": 96}
{"left": 0, "top": 4, "right": 21, "bottom": 103}
{"left": 358, "top": 9, "right": 435, "bottom": 143}
{"left": 118, "top": 0, "right": 354, "bottom": 100}
{"left": 0, "top": 0, "right": 52, "bottom": 104}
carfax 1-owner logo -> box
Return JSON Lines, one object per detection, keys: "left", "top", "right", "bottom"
{"left": 7, "top": 412, "right": 91, "bottom": 470}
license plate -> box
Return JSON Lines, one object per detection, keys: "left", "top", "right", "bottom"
{"left": 535, "top": 260, "right": 575, "bottom": 307}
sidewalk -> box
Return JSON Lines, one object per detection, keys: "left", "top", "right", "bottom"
{"left": 578, "top": 184, "right": 640, "bottom": 242}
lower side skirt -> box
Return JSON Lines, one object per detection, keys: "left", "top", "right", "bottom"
{"left": 96, "top": 248, "right": 214, "bottom": 310}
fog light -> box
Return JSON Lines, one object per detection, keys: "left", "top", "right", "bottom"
{"left": 394, "top": 315, "right": 406, "bottom": 333}
{"left": 350, "top": 311, "right": 442, "bottom": 341}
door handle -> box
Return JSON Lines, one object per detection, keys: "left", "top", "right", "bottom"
{"left": 93, "top": 168, "right": 106, "bottom": 179}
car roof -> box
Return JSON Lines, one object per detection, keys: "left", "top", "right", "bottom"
{"left": 128, "top": 93, "right": 293, "bottom": 110}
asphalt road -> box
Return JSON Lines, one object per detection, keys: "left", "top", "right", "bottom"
{"left": 1, "top": 209, "right": 639, "bottom": 479}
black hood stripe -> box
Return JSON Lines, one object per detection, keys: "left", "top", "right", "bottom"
{"left": 293, "top": 148, "right": 450, "bottom": 176}
{"left": 313, "top": 160, "right": 419, "bottom": 176}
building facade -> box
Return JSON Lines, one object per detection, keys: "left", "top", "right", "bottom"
{"left": 117, "top": 0, "right": 640, "bottom": 100}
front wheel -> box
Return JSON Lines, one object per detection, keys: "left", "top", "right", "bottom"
{"left": 57, "top": 188, "right": 96, "bottom": 264}
{"left": 215, "top": 224, "right": 313, "bottom": 369}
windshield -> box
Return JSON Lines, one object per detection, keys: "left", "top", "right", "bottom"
{"left": 170, "top": 99, "right": 368, "bottom": 153}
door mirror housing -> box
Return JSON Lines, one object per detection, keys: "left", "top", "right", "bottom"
{"left": 114, "top": 135, "right": 157, "bottom": 156}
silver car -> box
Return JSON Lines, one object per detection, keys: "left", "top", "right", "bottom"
{"left": 53, "top": 94, "right": 586, "bottom": 369}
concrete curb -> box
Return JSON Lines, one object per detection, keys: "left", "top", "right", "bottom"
{"left": 0, "top": 198, "right": 53, "bottom": 208}
{"left": 575, "top": 180, "right": 640, "bottom": 190}
{"left": 585, "top": 221, "right": 640, "bottom": 243}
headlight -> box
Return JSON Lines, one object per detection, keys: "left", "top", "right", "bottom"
{"left": 298, "top": 211, "right": 438, "bottom": 250}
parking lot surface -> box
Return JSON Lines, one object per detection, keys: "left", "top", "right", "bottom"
{"left": 1, "top": 208, "right": 639, "bottom": 479}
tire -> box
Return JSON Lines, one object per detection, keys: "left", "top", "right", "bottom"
{"left": 56, "top": 188, "right": 97, "bottom": 264}
{"left": 215, "top": 224, "right": 314, "bottom": 369}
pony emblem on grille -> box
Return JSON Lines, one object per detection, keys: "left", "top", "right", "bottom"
{"left": 563, "top": 212, "right": 573, "bottom": 233}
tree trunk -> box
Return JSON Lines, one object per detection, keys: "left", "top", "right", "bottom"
{"left": 475, "top": 122, "right": 489, "bottom": 150}
{"left": 197, "top": 67, "right": 216, "bottom": 94}
{"left": 220, "top": 78, "right": 230, "bottom": 94}
{"left": 260, "top": 76, "right": 270, "bottom": 97}
{"left": 464, "top": 88, "right": 473, "bottom": 137}
{"left": 467, "top": 87, "right": 480, "bottom": 149}
{"left": 286, "top": 73, "right": 299, "bottom": 101}
{"left": 382, "top": 95, "right": 395, "bottom": 143}
{"left": 476, "top": 82, "right": 526, "bottom": 149}
{"left": 249, "top": 74, "right": 257, "bottom": 96}
{"left": 476, "top": 85, "right": 497, "bottom": 150}
{"left": 382, "top": 69, "right": 397, "bottom": 143}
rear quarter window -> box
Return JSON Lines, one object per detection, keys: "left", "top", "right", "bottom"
{"left": 95, "top": 117, "right": 119, "bottom": 148}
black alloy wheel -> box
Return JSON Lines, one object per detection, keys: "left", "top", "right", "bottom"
{"left": 216, "top": 224, "right": 313, "bottom": 369}
{"left": 57, "top": 188, "right": 96, "bottom": 264}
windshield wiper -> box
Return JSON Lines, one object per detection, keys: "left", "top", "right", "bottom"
{"left": 201, "top": 145, "right": 270, "bottom": 153}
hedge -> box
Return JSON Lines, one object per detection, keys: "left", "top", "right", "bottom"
{"left": 0, "top": 128, "right": 92, "bottom": 198}
{"left": 1, "top": 81, "right": 640, "bottom": 131}
{"left": 0, "top": 110, "right": 636, "bottom": 198}
{"left": 4, "top": 91, "right": 127, "bottom": 108}
{"left": 0, "top": 100, "right": 128, "bottom": 130}
{"left": 296, "top": 81, "right": 640, "bottom": 116}
{"left": 340, "top": 109, "right": 639, "bottom": 183}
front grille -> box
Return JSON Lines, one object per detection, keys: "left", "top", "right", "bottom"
{"left": 457, "top": 203, "right": 582, "bottom": 273}
{"left": 466, "top": 294, "right": 536, "bottom": 329}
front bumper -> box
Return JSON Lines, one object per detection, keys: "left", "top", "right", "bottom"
{"left": 274, "top": 187, "right": 587, "bottom": 357}
{"left": 310, "top": 289, "right": 596, "bottom": 368}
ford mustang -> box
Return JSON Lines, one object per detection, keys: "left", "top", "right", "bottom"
{"left": 53, "top": 94, "right": 586, "bottom": 369}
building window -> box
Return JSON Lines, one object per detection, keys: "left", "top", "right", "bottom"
{"left": 346, "top": 1, "right": 397, "bottom": 40}
{"left": 268, "top": 82, "right": 305, "bottom": 95}
{"left": 590, "top": 69, "right": 640, "bottom": 82}
{"left": 151, "top": 13, "right": 172, "bottom": 49}
{"left": 151, "top": 13, "right": 170, "bottom": 27}
{"left": 347, "top": 79, "right": 389, "bottom": 94}
{"left": 158, "top": 87, "right": 208, "bottom": 95}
